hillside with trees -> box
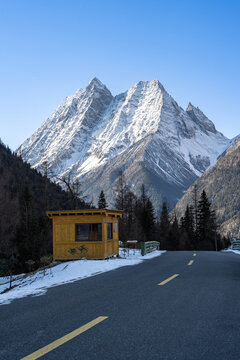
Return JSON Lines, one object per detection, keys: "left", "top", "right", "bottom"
{"left": 174, "top": 136, "right": 240, "bottom": 238}
{"left": 0, "top": 137, "right": 232, "bottom": 278}
{"left": 112, "top": 172, "right": 229, "bottom": 251}
{"left": 0, "top": 140, "right": 91, "bottom": 275}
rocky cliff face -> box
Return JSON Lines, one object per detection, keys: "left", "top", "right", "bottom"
{"left": 18, "top": 78, "right": 232, "bottom": 210}
{"left": 173, "top": 136, "right": 240, "bottom": 237}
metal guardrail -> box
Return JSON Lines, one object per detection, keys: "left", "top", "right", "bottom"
{"left": 141, "top": 241, "right": 160, "bottom": 256}
{"left": 232, "top": 240, "right": 240, "bottom": 250}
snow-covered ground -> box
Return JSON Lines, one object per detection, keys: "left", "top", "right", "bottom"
{"left": 0, "top": 249, "right": 165, "bottom": 306}
{"left": 223, "top": 249, "right": 240, "bottom": 255}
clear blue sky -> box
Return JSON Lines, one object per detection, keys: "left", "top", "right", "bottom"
{"left": 0, "top": 0, "right": 239, "bottom": 150}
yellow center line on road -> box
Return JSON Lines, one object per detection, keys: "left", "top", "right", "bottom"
{"left": 188, "top": 260, "right": 194, "bottom": 266}
{"left": 20, "top": 316, "right": 108, "bottom": 360}
{"left": 158, "top": 274, "right": 179, "bottom": 286}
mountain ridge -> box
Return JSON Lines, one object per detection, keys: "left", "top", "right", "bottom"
{"left": 173, "top": 135, "right": 240, "bottom": 237}
{"left": 18, "top": 78, "right": 233, "bottom": 210}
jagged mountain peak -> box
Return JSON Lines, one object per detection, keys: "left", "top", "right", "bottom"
{"left": 86, "top": 77, "right": 111, "bottom": 94}
{"left": 62, "top": 77, "right": 109, "bottom": 103}
{"left": 18, "top": 78, "right": 232, "bottom": 210}
{"left": 186, "top": 102, "right": 205, "bottom": 116}
{"left": 186, "top": 102, "right": 194, "bottom": 111}
{"left": 88, "top": 76, "right": 102, "bottom": 85}
{"left": 130, "top": 79, "right": 166, "bottom": 93}
{"left": 186, "top": 102, "right": 216, "bottom": 134}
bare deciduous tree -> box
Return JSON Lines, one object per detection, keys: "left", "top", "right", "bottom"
{"left": 56, "top": 174, "right": 86, "bottom": 209}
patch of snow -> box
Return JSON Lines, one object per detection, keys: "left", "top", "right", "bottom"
{"left": 179, "top": 131, "right": 230, "bottom": 174}
{"left": 223, "top": 249, "right": 240, "bottom": 255}
{"left": 0, "top": 249, "right": 165, "bottom": 306}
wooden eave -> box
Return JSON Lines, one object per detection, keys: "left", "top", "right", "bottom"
{"left": 46, "top": 209, "right": 123, "bottom": 219}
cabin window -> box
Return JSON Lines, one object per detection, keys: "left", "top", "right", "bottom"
{"left": 113, "top": 223, "right": 117, "bottom": 233}
{"left": 107, "top": 223, "right": 113, "bottom": 240}
{"left": 75, "top": 224, "right": 102, "bottom": 241}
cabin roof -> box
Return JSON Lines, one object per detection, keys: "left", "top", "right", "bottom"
{"left": 46, "top": 209, "right": 123, "bottom": 219}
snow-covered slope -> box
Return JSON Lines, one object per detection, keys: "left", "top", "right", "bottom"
{"left": 173, "top": 135, "right": 240, "bottom": 237}
{"left": 18, "top": 78, "right": 232, "bottom": 210}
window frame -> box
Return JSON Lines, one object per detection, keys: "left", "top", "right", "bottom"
{"left": 75, "top": 223, "right": 102, "bottom": 242}
{"left": 107, "top": 223, "right": 113, "bottom": 240}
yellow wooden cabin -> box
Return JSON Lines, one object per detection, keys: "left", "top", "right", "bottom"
{"left": 47, "top": 209, "right": 123, "bottom": 260}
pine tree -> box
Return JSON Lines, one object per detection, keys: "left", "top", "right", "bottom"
{"left": 180, "top": 216, "right": 185, "bottom": 229}
{"left": 167, "top": 214, "right": 179, "bottom": 250}
{"left": 135, "top": 185, "right": 155, "bottom": 242}
{"left": 196, "top": 190, "right": 217, "bottom": 250}
{"left": 192, "top": 184, "right": 198, "bottom": 232}
{"left": 144, "top": 198, "right": 155, "bottom": 241}
{"left": 179, "top": 205, "right": 195, "bottom": 250}
{"left": 123, "top": 191, "right": 137, "bottom": 239}
{"left": 159, "top": 202, "right": 170, "bottom": 249}
{"left": 98, "top": 190, "right": 107, "bottom": 209}
{"left": 184, "top": 205, "right": 195, "bottom": 248}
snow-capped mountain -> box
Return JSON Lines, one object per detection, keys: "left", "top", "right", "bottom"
{"left": 18, "top": 77, "right": 232, "bottom": 210}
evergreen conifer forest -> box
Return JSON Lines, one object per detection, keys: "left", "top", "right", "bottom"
{"left": 0, "top": 140, "right": 92, "bottom": 276}
{"left": 0, "top": 141, "right": 231, "bottom": 277}
{"left": 174, "top": 137, "right": 240, "bottom": 238}
{"left": 113, "top": 172, "right": 230, "bottom": 251}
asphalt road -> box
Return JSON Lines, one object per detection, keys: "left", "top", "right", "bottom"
{"left": 1, "top": 251, "right": 240, "bottom": 360}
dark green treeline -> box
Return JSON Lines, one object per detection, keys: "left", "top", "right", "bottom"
{"left": 113, "top": 172, "right": 230, "bottom": 251}
{"left": 0, "top": 141, "right": 91, "bottom": 275}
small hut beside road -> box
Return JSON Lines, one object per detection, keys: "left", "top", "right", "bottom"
{"left": 47, "top": 209, "right": 122, "bottom": 260}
